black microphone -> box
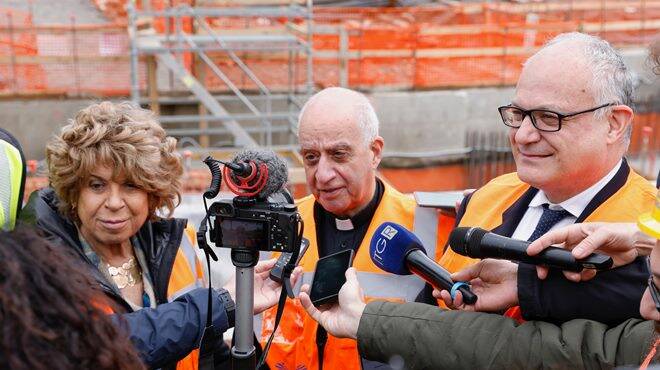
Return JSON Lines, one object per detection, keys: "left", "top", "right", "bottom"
{"left": 449, "top": 227, "right": 613, "bottom": 272}
{"left": 370, "top": 222, "right": 477, "bottom": 304}
{"left": 227, "top": 149, "right": 288, "bottom": 200}
{"left": 223, "top": 160, "right": 252, "bottom": 177}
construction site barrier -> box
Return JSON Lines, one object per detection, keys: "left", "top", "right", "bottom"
{"left": 1, "top": 1, "right": 658, "bottom": 96}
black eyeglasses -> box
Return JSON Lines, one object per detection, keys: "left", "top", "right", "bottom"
{"left": 497, "top": 103, "right": 616, "bottom": 132}
{"left": 647, "top": 258, "right": 660, "bottom": 312}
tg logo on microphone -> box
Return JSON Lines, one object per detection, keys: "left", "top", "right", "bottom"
{"left": 380, "top": 225, "right": 398, "bottom": 240}
{"left": 373, "top": 225, "right": 397, "bottom": 265}
{"left": 373, "top": 238, "right": 387, "bottom": 265}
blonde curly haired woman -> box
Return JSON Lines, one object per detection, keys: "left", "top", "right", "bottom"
{"left": 24, "top": 102, "right": 290, "bottom": 370}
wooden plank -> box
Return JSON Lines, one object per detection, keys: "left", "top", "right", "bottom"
{"left": 199, "top": 27, "right": 291, "bottom": 36}
{"left": 486, "top": 1, "right": 660, "bottom": 13}
{"left": 582, "top": 19, "right": 660, "bottom": 32}
{"left": 203, "top": 43, "right": 649, "bottom": 61}
{"left": 194, "top": 56, "right": 210, "bottom": 148}
{"left": 0, "top": 55, "right": 130, "bottom": 63}
{"left": 338, "top": 26, "right": 348, "bottom": 87}
{"left": 420, "top": 19, "right": 660, "bottom": 36}
{"left": 197, "top": 0, "right": 305, "bottom": 5}
{"left": 292, "top": 19, "right": 660, "bottom": 37}
{"left": 0, "top": 24, "right": 126, "bottom": 33}
{"left": 147, "top": 55, "right": 160, "bottom": 116}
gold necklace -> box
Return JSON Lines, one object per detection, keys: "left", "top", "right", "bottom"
{"left": 106, "top": 258, "right": 141, "bottom": 289}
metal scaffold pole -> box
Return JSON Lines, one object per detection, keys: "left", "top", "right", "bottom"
{"left": 128, "top": 0, "right": 140, "bottom": 105}
{"left": 129, "top": 0, "right": 314, "bottom": 151}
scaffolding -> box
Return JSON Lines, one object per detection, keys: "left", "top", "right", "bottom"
{"left": 127, "top": 0, "right": 314, "bottom": 150}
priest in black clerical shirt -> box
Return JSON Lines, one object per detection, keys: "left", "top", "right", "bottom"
{"left": 260, "top": 87, "right": 428, "bottom": 370}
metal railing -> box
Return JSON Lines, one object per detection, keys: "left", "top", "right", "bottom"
{"left": 127, "top": 0, "right": 314, "bottom": 149}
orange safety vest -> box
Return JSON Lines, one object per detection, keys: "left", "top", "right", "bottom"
{"left": 261, "top": 182, "right": 454, "bottom": 370}
{"left": 438, "top": 169, "right": 656, "bottom": 275}
{"left": 154, "top": 223, "right": 206, "bottom": 370}
{"left": 99, "top": 224, "right": 204, "bottom": 370}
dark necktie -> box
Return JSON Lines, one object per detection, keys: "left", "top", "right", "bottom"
{"left": 527, "top": 204, "right": 572, "bottom": 242}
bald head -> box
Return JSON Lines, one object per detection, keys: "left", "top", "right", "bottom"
{"left": 297, "top": 87, "right": 384, "bottom": 217}
{"left": 298, "top": 87, "right": 379, "bottom": 145}
{"left": 520, "top": 40, "right": 596, "bottom": 111}
{"left": 527, "top": 32, "right": 634, "bottom": 111}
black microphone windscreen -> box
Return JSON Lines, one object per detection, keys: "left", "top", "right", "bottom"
{"left": 231, "top": 149, "right": 288, "bottom": 199}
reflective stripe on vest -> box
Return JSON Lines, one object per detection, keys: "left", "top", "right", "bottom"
{"left": 413, "top": 205, "right": 439, "bottom": 255}
{"left": 170, "top": 225, "right": 205, "bottom": 370}
{"left": 298, "top": 271, "right": 424, "bottom": 302}
{"left": 167, "top": 224, "right": 205, "bottom": 301}
{"left": 0, "top": 140, "right": 22, "bottom": 231}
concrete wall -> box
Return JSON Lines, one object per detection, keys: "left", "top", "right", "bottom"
{"left": 372, "top": 87, "right": 514, "bottom": 157}
{"left": 0, "top": 89, "right": 514, "bottom": 161}
{"left": 3, "top": 0, "right": 108, "bottom": 25}
{"left": 0, "top": 98, "right": 121, "bottom": 160}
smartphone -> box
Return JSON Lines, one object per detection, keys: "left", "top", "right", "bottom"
{"left": 269, "top": 238, "right": 310, "bottom": 283}
{"left": 414, "top": 191, "right": 464, "bottom": 212}
{"left": 309, "top": 249, "right": 354, "bottom": 307}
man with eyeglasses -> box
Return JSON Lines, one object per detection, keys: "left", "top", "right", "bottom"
{"left": 418, "top": 32, "right": 656, "bottom": 325}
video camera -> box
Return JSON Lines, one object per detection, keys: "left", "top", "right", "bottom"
{"left": 200, "top": 149, "right": 301, "bottom": 254}
{"left": 207, "top": 197, "right": 299, "bottom": 253}
{"left": 197, "top": 149, "right": 304, "bottom": 370}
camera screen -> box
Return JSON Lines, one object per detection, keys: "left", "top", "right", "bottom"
{"left": 220, "top": 219, "right": 267, "bottom": 249}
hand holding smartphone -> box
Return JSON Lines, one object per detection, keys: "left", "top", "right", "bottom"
{"left": 309, "top": 249, "right": 354, "bottom": 307}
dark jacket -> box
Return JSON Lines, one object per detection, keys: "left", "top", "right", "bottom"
{"left": 22, "top": 188, "right": 232, "bottom": 369}
{"left": 358, "top": 301, "right": 654, "bottom": 370}
{"left": 419, "top": 160, "right": 649, "bottom": 325}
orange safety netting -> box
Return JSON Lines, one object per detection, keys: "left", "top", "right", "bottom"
{"left": 0, "top": 1, "right": 658, "bottom": 95}
{"left": 0, "top": 8, "right": 44, "bottom": 93}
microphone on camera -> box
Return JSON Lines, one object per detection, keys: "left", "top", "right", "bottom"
{"left": 448, "top": 227, "right": 613, "bottom": 272}
{"left": 226, "top": 149, "right": 288, "bottom": 199}
{"left": 369, "top": 222, "right": 477, "bottom": 304}
{"left": 202, "top": 149, "right": 288, "bottom": 200}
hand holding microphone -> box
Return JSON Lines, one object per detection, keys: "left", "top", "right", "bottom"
{"left": 434, "top": 259, "right": 519, "bottom": 312}
{"left": 370, "top": 222, "right": 477, "bottom": 304}
{"left": 526, "top": 222, "right": 652, "bottom": 281}
{"left": 448, "top": 227, "right": 613, "bottom": 275}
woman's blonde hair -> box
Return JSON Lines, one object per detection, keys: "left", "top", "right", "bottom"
{"left": 46, "top": 101, "right": 182, "bottom": 220}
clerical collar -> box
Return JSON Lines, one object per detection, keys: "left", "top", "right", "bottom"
{"left": 335, "top": 218, "right": 354, "bottom": 231}
{"left": 330, "top": 179, "right": 384, "bottom": 231}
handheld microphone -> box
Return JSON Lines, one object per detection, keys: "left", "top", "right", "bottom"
{"left": 370, "top": 222, "right": 477, "bottom": 304}
{"left": 449, "top": 227, "right": 613, "bottom": 272}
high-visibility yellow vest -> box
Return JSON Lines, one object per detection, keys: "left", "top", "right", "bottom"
{"left": 0, "top": 129, "right": 25, "bottom": 231}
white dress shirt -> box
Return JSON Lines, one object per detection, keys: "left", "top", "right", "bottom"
{"left": 511, "top": 160, "right": 623, "bottom": 241}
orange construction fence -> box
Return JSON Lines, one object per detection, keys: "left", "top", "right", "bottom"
{"left": 0, "top": 1, "right": 658, "bottom": 96}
